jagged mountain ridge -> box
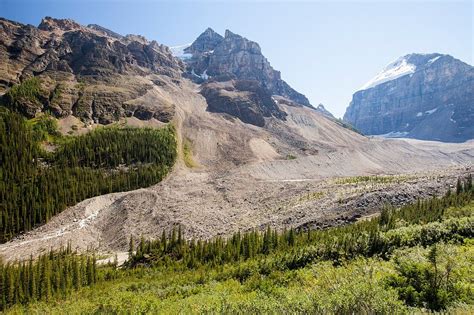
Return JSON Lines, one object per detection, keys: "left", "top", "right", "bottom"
{"left": 0, "top": 16, "right": 183, "bottom": 123}
{"left": 173, "top": 28, "right": 311, "bottom": 106}
{"left": 344, "top": 53, "right": 474, "bottom": 142}
{"left": 1, "top": 18, "right": 313, "bottom": 129}
{"left": 169, "top": 28, "right": 312, "bottom": 127}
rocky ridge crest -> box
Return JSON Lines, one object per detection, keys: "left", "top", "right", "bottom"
{"left": 0, "top": 17, "right": 183, "bottom": 124}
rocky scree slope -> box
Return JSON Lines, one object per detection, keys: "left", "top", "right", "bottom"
{"left": 0, "top": 17, "right": 183, "bottom": 124}
{"left": 343, "top": 53, "right": 474, "bottom": 142}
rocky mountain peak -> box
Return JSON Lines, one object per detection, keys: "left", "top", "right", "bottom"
{"left": 360, "top": 53, "right": 450, "bottom": 91}
{"left": 38, "top": 16, "right": 82, "bottom": 32}
{"left": 184, "top": 27, "right": 223, "bottom": 54}
{"left": 204, "top": 27, "right": 218, "bottom": 35}
{"left": 403, "top": 53, "right": 445, "bottom": 66}
{"left": 87, "top": 23, "right": 123, "bottom": 39}
{"left": 174, "top": 28, "right": 310, "bottom": 110}
{"left": 123, "top": 34, "right": 148, "bottom": 45}
{"left": 344, "top": 52, "right": 473, "bottom": 142}
{"left": 224, "top": 29, "right": 238, "bottom": 39}
{"left": 218, "top": 29, "right": 261, "bottom": 54}
{"left": 0, "top": 16, "right": 184, "bottom": 124}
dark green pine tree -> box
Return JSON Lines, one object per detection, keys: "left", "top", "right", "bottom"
{"left": 128, "top": 235, "right": 135, "bottom": 257}
{"left": 456, "top": 178, "right": 463, "bottom": 194}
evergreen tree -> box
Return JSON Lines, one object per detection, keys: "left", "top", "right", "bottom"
{"left": 456, "top": 178, "right": 463, "bottom": 194}
{"left": 128, "top": 235, "right": 135, "bottom": 257}
{"left": 0, "top": 108, "right": 177, "bottom": 243}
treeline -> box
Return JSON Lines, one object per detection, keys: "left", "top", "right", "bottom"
{"left": 52, "top": 126, "right": 176, "bottom": 168}
{"left": 0, "top": 108, "right": 177, "bottom": 242}
{"left": 128, "top": 175, "right": 473, "bottom": 269}
{"left": 0, "top": 245, "right": 98, "bottom": 311}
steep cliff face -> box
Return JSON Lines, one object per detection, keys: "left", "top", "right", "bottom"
{"left": 344, "top": 53, "right": 474, "bottom": 142}
{"left": 0, "top": 17, "right": 183, "bottom": 124}
{"left": 173, "top": 28, "right": 311, "bottom": 107}
{"left": 201, "top": 80, "right": 287, "bottom": 127}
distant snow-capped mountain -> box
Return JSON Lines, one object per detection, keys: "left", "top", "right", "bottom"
{"left": 360, "top": 53, "right": 445, "bottom": 90}
{"left": 344, "top": 53, "right": 474, "bottom": 143}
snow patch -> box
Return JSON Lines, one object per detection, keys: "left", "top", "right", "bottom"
{"left": 360, "top": 57, "right": 416, "bottom": 90}
{"left": 169, "top": 43, "right": 192, "bottom": 60}
{"left": 425, "top": 108, "right": 437, "bottom": 115}
{"left": 376, "top": 131, "right": 409, "bottom": 138}
{"left": 450, "top": 112, "right": 457, "bottom": 123}
{"left": 428, "top": 56, "right": 441, "bottom": 64}
{"left": 191, "top": 68, "right": 209, "bottom": 80}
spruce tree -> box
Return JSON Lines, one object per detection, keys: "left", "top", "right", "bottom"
{"left": 128, "top": 235, "right": 135, "bottom": 257}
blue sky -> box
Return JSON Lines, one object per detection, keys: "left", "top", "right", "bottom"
{"left": 2, "top": 0, "right": 472, "bottom": 118}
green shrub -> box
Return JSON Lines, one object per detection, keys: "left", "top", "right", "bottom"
{"left": 2, "top": 78, "right": 44, "bottom": 114}
{"left": 387, "top": 244, "right": 473, "bottom": 311}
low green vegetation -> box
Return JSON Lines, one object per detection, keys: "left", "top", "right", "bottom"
{"left": 182, "top": 138, "right": 197, "bottom": 168}
{"left": 335, "top": 174, "right": 413, "bottom": 185}
{"left": 2, "top": 78, "right": 44, "bottom": 114}
{"left": 2, "top": 176, "right": 473, "bottom": 313}
{"left": 296, "top": 191, "right": 325, "bottom": 203}
{"left": 49, "top": 83, "right": 64, "bottom": 105}
{"left": 387, "top": 244, "right": 472, "bottom": 311}
{"left": 26, "top": 113, "right": 62, "bottom": 142}
{"left": 0, "top": 108, "right": 177, "bottom": 243}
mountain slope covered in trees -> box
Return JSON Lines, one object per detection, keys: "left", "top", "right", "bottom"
{"left": 0, "top": 107, "right": 177, "bottom": 243}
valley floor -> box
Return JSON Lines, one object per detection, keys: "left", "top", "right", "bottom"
{"left": 1, "top": 165, "right": 471, "bottom": 263}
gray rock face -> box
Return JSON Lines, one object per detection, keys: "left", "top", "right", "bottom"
{"left": 200, "top": 80, "right": 286, "bottom": 127}
{"left": 184, "top": 27, "right": 223, "bottom": 55}
{"left": 344, "top": 53, "right": 474, "bottom": 142}
{"left": 0, "top": 17, "right": 183, "bottom": 124}
{"left": 180, "top": 28, "right": 311, "bottom": 107}
{"left": 87, "top": 24, "right": 123, "bottom": 39}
